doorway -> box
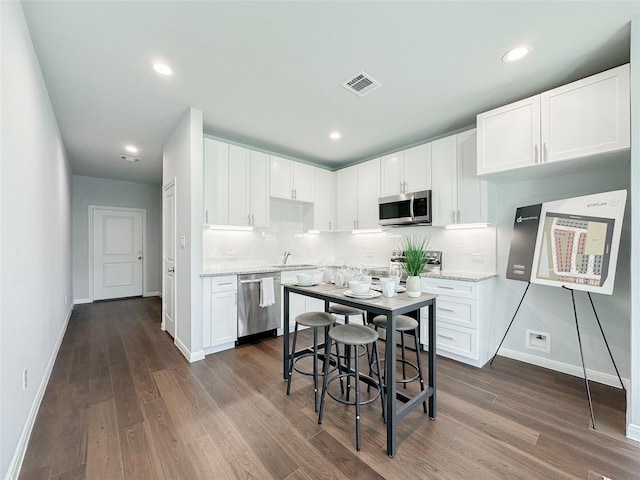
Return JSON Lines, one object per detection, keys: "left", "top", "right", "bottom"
{"left": 163, "top": 181, "right": 176, "bottom": 338}
{"left": 90, "top": 206, "right": 145, "bottom": 301}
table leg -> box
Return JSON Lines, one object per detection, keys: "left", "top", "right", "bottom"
{"left": 283, "top": 288, "right": 290, "bottom": 380}
{"left": 428, "top": 299, "right": 436, "bottom": 418}
{"left": 385, "top": 312, "right": 397, "bottom": 457}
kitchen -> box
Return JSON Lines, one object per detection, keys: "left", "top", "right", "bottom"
{"left": 3, "top": 1, "right": 640, "bottom": 478}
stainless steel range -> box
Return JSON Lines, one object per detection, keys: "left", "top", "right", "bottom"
{"left": 370, "top": 250, "right": 442, "bottom": 280}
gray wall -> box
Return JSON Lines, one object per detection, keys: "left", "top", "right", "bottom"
{"left": 494, "top": 159, "right": 631, "bottom": 384}
{"left": 71, "top": 175, "right": 162, "bottom": 302}
{"left": 1, "top": 2, "right": 73, "bottom": 477}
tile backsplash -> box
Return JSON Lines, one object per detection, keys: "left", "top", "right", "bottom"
{"left": 203, "top": 200, "right": 496, "bottom": 272}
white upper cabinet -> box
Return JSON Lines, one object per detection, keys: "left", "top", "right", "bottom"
{"left": 432, "top": 129, "right": 493, "bottom": 227}
{"left": 476, "top": 95, "right": 540, "bottom": 174}
{"left": 204, "top": 138, "right": 229, "bottom": 225}
{"left": 312, "top": 168, "right": 335, "bottom": 231}
{"left": 477, "top": 64, "right": 630, "bottom": 177}
{"left": 356, "top": 158, "right": 381, "bottom": 229}
{"left": 249, "top": 150, "right": 270, "bottom": 227}
{"left": 336, "top": 158, "right": 380, "bottom": 230}
{"left": 270, "top": 156, "right": 313, "bottom": 202}
{"left": 203, "top": 139, "right": 269, "bottom": 227}
{"left": 541, "top": 64, "right": 630, "bottom": 163}
{"left": 380, "top": 144, "right": 431, "bottom": 196}
{"left": 336, "top": 165, "right": 358, "bottom": 231}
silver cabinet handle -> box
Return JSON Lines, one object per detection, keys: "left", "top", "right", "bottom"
{"left": 437, "top": 285, "right": 454, "bottom": 290}
{"left": 534, "top": 144, "right": 539, "bottom": 164}
{"left": 216, "top": 282, "right": 234, "bottom": 286}
{"left": 438, "top": 334, "right": 455, "bottom": 341}
{"left": 168, "top": 267, "right": 175, "bottom": 273}
{"left": 543, "top": 143, "right": 547, "bottom": 163}
{"left": 457, "top": 210, "right": 461, "bottom": 223}
{"left": 328, "top": 221, "right": 332, "bottom": 230}
{"left": 205, "top": 210, "right": 209, "bottom": 224}
{"left": 437, "top": 307, "right": 454, "bottom": 312}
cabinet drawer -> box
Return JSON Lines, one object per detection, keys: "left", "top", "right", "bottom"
{"left": 423, "top": 278, "right": 477, "bottom": 299}
{"left": 436, "top": 323, "right": 478, "bottom": 360}
{"left": 435, "top": 296, "right": 477, "bottom": 329}
{"left": 211, "top": 275, "right": 237, "bottom": 292}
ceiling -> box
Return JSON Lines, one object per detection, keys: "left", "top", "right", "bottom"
{"left": 21, "top": 1, "right": 639, "bottom": 185}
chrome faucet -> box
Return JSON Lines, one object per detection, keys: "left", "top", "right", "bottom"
{"left": 282, "top": 251, "right": 291, "bottom": 265}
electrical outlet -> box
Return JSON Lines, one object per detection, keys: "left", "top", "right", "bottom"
{"left": 179, "top": 235, "right": 186, "bottom": 249}
{"left": 23, "top": 368, "right": 28, "bottom": 391}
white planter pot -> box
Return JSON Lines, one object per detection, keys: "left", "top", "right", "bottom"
{"left": 405, "top": 276, "right": 421, "bottom": 298}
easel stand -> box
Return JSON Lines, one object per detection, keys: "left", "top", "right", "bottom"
{"left": 490, "top": 283, "right": 625, "bottom": 429}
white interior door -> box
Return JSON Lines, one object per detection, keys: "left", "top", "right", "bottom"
{"left": 163, "top": 183, "right": 176, "bottom": 338}
{"left": 92, "top": 207, "right": 143, "bottom": 300}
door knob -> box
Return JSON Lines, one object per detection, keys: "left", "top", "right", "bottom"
{"left": 168, "top": 267, "right": 175, "bottom": 273}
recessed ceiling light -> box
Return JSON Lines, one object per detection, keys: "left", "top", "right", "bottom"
{"left": 125, "top": 145, "right": 138, "bottom": 153}
{"left": 152, "top": 62, "right": 173, "bottom": 76}
{"left": 502, "top": 45, "right": 532, "bottom": 63}
{"left": 329, "top": 131, "right": 341, "bottom": 140}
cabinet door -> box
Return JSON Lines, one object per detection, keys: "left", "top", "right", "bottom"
{"left": 403, "top": 143, "right": 431, "bottom": 193}
{"left": 380, "top": 152, "right": 404, "bottom": 196}
{"left": 250, "top": 150, "right": 270, "bottom": 227}
{"left": 228, "top": 145, "right": 251, "bottom": 226}
{"left": 356, "top": 158, "right": 381, "bottom": 229}
{"left": 477, "top": 95, "right": 541, "bottom": 175}
{"left": 293, "top": 162, "right": 314, "bottom": 202}
{"left": 270, "top": 156, "right": 293, "bottom": 199}
{"left": 336, "top": 166, "right": 358, "bottom": 231}
{"left": 313, "top": 168, "right": 334, "bottom": 231}
{"left": 541, "top": 64, "right": 630, "bottom": 163}
{"left": 431, "top": 135, "right": 457, "bottom": 226}
{"left": 210, "top": 290, "right": 238, "bottom": 346}
{"left": 203, "top": 139, "right": 229, "bottom": 225}
{"left": 456, "top": 129, "right": 487, "bottom": 224}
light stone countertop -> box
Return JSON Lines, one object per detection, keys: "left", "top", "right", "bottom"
{"left": 420, "top": 270, "right": 498, "bottom": 282}
{"left": 202, "top": 265, "right": 497, "bottom": 282}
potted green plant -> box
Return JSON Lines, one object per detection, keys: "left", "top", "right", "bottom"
{"left": 398, "top": 234, "right": 430, "bottom": 297}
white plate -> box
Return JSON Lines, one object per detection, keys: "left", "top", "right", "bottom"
{"left": 343, "top": 289, "right": 381, "bottom": 299}
{"left": 371, "top": 284, "right": 406, "bottom": 293}
{"left": 291, "top": 281, "right": 320, "bottom": 287}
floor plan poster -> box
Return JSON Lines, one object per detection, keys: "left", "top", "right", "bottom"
{"left": 531, "top": 190, "right": 627, "bottom": 295}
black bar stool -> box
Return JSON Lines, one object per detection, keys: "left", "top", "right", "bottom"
{"left": 371, "top": 314, "right": 427, "bottom": 412}
{"left": 286, "top": 311, "right": 338, "bottom": 412}
{"left": 318, "top": 324, "right": 385, "bottom": 451}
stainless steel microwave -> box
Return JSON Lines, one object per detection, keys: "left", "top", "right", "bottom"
{"left": 378, "top": 190, "right": 432, "bottom": 226}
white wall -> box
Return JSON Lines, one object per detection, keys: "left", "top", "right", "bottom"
{"left": 162, "top": 108, "right": 204, "bottom": 362}
{"left": 203, "top": 199, "right": 496, "bottom": 272}
{"left": 493, "top": 160, "right": 631, "bottom": 387}
{"left": 628, "top": 14, "right": 639, "bottom": 442}
{"left": 0, "top": 2, "right": 73, "bottom": 478}
{"left": 71, "top": 175, "right": 162, "bottom": 302}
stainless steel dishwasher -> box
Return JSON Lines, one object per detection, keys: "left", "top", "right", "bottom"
{"left": 237, "top": 272, "right": 281, "bottom": 339}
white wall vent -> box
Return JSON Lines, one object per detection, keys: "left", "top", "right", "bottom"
{"left": 120, "top": 155, "right": 140, "bottom": 162}
{"left": 342, "top": 71, "right": 382, "bottom": 97}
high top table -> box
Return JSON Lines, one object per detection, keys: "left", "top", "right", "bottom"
{"left": 283, "top": 282, "right": 437, "bottom": 457}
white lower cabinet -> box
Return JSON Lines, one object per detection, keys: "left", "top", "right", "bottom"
{"left": 420, "top": 276, "right": 495, "bottom": 367}
{"left": 280, "top": 270, "right": 323, "bottom": 333}
{"left": 203, "top": 275, "right": 238, "bottom": 354}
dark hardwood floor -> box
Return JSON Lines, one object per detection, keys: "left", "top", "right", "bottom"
{"left": 18, "top": 297, "right": 640, "bottom": 479}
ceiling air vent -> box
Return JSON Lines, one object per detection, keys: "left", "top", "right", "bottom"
{"left": 120, "top": 155, "right": 140, "bottom": 162}
{"left": 342, "top": 71, "right": 382, "bottom": 97}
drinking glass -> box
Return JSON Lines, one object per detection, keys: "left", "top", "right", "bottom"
{"left": 389, "top": 264, "right": 402, "bottom": 288}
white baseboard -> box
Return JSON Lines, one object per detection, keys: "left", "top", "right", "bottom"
{"left": 5, "top": 303, "right": 73, "bottom": 480}
{"left": 73, "top": 298, "right": 91, "bottom": 305}
{"left": 174, "top": 336, "right": 205, "bottom": 363}
{"left": 144, "top": 291, "right": 161, "bottom": 297}
{"left": 498, "top": 348, "right": 629, "bottom": 389}
{"left": 627, "top": 423, "right": 640, "bottom": 443}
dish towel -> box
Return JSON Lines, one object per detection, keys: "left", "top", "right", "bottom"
{"left": 259, "top": 277, "right": 275, "bottom": 308}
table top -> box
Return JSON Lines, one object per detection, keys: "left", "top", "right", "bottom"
{"left": 284, "top": 282, "right": 436, "bottom": 316}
